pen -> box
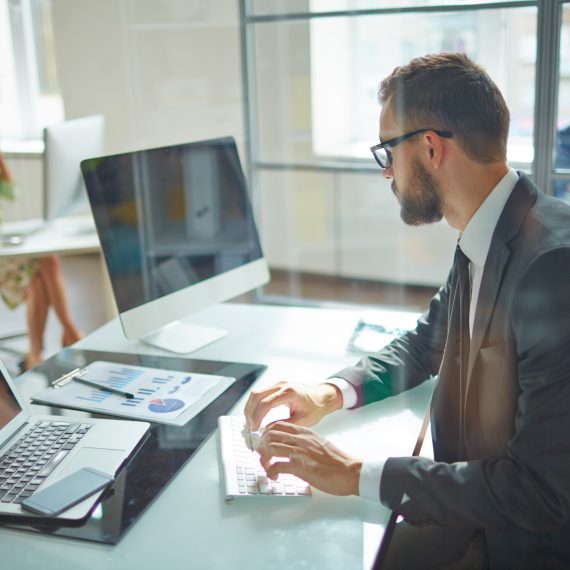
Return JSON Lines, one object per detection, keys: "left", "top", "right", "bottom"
{"left": 72, "top": 376, "right": 135, "bottom": 399}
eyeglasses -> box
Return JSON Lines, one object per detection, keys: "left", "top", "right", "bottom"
{"left": 370, "top": 129, "right": 453, "bottom": 169}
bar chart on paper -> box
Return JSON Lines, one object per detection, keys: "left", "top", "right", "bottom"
{"left": 33, "top": 361, "right": 236, "bottom": 426}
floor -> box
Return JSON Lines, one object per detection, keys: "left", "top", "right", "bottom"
{"left": 262, "top": 270, "right": 437, "bottom": 312}
{"left": 0, "top": 257, "right": 438, "bottom": 377}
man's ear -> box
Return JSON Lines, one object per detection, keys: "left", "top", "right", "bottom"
{"left": 423, "top": 131, "right": 445, "bottom": 169}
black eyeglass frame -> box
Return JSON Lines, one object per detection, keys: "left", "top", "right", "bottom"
{"left": 370, "top": 128, "right": 453, "bottom": 169}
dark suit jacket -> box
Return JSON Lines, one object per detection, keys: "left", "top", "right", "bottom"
{"left": 334, "top": 174, "right": 570, "bottom": 568}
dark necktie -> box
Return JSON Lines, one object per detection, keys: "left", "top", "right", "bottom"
{"left": 455, "top": 244, "right": 471, "bottom": 455}
{"left": 430, "top": 244, "right": 472, "bottom": 462}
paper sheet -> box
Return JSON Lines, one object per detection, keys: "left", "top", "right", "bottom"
{"left": 33, "top": 360, "right": 235, "bottom": 426}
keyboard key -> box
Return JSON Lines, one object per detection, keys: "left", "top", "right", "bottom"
{"left": 38, "top": 450, "right": 68, "bottom": 477}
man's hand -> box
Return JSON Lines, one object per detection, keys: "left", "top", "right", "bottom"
{"left": 244, "top": 381, "right": 343, "bottom": 432}
{"left": 256, "top": 421, "right": 362, "bottom": 496}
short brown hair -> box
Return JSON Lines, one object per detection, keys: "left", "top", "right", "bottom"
{"left": 378, "top": 53, "right": 510, "bottom": 164}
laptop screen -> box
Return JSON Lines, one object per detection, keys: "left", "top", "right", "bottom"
{"left": 0, "top": 369, "right": 23, "bottom": 429}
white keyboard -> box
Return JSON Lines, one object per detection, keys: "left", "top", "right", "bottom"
{"left": 217, "top": 416, "right": 311, "bottom": 502}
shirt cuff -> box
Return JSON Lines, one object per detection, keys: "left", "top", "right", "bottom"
{"left": 359, "top": 459, "right": 385, "bottom": 503}
{"left": 326, "top": 377, "right": 357, "bottom": 409}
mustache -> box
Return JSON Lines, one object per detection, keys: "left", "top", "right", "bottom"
{"left": 391, "top": 181, "right": 398, "bottom": 194}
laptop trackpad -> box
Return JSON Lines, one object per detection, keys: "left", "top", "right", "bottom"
{"left": 56, "top": 448, "right": 126, "bottom": 482}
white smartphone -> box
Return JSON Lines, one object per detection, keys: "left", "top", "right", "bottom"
{"left": 21, "top": 467, "right": 114, "bottom": 517}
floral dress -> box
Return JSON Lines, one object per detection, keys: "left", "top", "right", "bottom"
{"left": 0, "top": 179, "right": 38, "bottom": 309}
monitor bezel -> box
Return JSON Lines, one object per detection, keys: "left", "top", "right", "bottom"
{"left": 81, "top": 136, "right": 270, "bottom": 345}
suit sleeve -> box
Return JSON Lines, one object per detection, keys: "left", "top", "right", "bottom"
{"left": 331, "top": 269, "right": 452, "bottom": 408}
{"left": 380, "top": 247, "right": 570, "bottom": 532}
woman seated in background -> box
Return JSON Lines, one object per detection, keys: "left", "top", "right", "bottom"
{"left": 0, "top": 151, "right": 83, "bottom": 370}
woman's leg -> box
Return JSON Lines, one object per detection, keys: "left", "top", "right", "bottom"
{"left": 35, "top": 256, "right": 83, "bottom": 345}
{"left": 25, "top": 273, "right": 49, "bottom": 369}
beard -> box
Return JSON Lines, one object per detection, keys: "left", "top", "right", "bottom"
{"left": 392, "top": 160, "right": 444, "bottom": 226}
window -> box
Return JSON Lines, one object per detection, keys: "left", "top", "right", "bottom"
{"left": 242, "top": 0, "right": 568, "bottom": 306}
{"left": 309, "top": 7, "right": 536, "bottom": 168}
{"left": 0, "top": 0, "right": 62, "bottom": 142}
{"left": 250, "top": 3, "right": 536, "bottom": 170}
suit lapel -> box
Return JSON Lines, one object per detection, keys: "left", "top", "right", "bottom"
{"left": 465, "top": 174, "right": 538, "bottom": 393}
{"left": 467, "top": 240, "right": 509, "bottom": 380}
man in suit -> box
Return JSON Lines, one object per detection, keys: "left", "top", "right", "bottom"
{"left": 245, "top": 53, "right": 570, "bottom": 568}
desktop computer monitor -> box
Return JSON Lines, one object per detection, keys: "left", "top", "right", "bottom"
{"left": 81, "top": 136, "right": 270, "bottom": 353}
{"left": 43, "top": 115, "right": 105, "bottom": 221}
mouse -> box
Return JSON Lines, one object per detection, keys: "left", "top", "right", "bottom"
{"left": 2, "top": 234, "right": 24, "bottom": 246}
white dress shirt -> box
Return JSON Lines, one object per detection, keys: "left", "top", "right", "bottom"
{"left": 328, "top": 168, "right": 519, "bottom": 502}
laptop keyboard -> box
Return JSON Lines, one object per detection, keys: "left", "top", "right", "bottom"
{"left": 0, "top": 421, "right": 92, "bottom": 505}
{"left": 218, "top": 416, "right": 311, "bottom": 500}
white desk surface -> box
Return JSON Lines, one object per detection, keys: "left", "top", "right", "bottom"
{"left": 1, "top": 302, "right": 432, "bottom": 570}
{"left": 0, "top": 215, "right": 100, "bottom": 259}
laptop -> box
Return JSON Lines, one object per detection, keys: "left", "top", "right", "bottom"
{"left": 0, "top": 358, "right": 149, "bottom": 522}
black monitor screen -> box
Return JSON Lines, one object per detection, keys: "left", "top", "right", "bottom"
{"left": 81, "top": 137, "right": 263, "bottom": 313}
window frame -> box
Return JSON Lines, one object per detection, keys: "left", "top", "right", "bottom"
{"left": 240, "top": 0, "right": 568, "bottom": 196}
{"left": 239, "top": 0, "right": 570, "bottom": 305}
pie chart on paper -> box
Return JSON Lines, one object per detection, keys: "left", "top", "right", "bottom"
{"left": 148, "top": 398, "right": 185, "bottom": 413}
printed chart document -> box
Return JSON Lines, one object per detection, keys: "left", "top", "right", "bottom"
{"left": 32, "top": 361, "right": 235, "bottom": 426}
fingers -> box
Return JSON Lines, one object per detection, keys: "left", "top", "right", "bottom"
{"left": 266, "top": 459, "right": 298, "bottom": 481}
{"left": 244, "top": 382, "right": 284, "bottom": 430}
{"left": 245, "top": 382, "right": 300, "bottom": 431}
{"left": 257, "top": 441, "right": 296, "bottom": 473}
{"left": 257, "top": 422, "right": 310, "bottom": 476}
{"left": 254, "top": 420, "right": 362, "bottom": 497}
{"left": 263, "top": 421, "right": 305, "bottom": 436}
{"left": 256, "top": 440, "right": 307, "bottom": 482}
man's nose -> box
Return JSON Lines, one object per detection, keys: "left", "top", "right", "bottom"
{"left": 381, "top": 166, "right": 393, "bottom": 180}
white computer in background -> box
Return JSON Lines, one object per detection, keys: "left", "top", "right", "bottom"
{"left": 43, "top": 115, "right": 105, "bottom": 229}
{"left": 81, "top": 136, "right": 270, "bottom": 354}
{"left": 0, "top": 115, "right": 105, "bottom": 246}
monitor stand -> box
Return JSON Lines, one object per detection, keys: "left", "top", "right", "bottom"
{"left": 140, "top": 321, "right": 227, "bottom": 354}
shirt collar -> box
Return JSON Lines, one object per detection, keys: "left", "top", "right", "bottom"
{"left": 459, "top": 168, "right": 518, "bottom": 269}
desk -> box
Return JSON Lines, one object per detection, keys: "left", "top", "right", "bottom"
{"left": 0, "top": 215, "right": 116, "bottom": 320}
{"left": 0, "top": 216, "right": 100, "bottom": 259}
{"left": 1, "top": 303, "right": 432, "bottom": 570}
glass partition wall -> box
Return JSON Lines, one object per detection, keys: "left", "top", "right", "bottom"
{"left": 241, "top": 0, "right": 568, "bottom": 310}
